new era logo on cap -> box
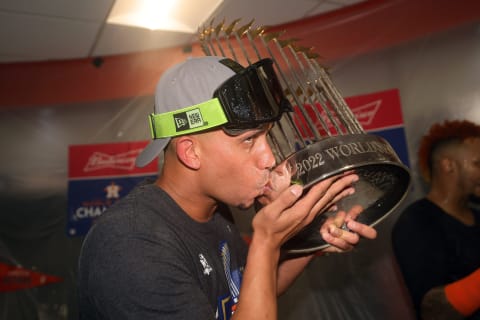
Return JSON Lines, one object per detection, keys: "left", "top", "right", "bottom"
{"left": 173, "top": 108, "right": 206, "bottom": 132}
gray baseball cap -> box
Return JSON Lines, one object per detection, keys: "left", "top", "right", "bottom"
{"left": 135, "top": 56, "right": 237, "bottom": 167}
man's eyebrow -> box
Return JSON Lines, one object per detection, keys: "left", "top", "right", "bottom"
{"left": 236, "top": 124, "right": 273, "bottom": 136}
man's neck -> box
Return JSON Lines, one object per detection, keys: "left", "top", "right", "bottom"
{"left": 155, "top": 177, "right": 217, "bottom": 223}
{"left": 427, "top": 190, "right": 475, "bottom": 226}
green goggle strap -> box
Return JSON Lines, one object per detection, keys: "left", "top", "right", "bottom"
{"left": 148, "top": 98, "right": 229, "bottom": 139}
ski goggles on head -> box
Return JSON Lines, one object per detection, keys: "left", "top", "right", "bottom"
{"left": 214, "top": 58, "right": 293, "bottom": 134}
{"left": 148, "top": 58, "right": 292, "bottom": 139}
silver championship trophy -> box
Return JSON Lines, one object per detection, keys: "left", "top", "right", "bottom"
{"left": 198, "top": 19, "right": 411, "bottom": 254}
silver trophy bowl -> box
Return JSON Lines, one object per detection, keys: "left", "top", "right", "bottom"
{"left": 280, "top": 133, "right": 410, "bottom": 253}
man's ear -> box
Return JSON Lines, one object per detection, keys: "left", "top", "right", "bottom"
{"left": 440, "top": 157, "right": 455, "bottom": 174}
{"left": 175, "top": 136, "right": 200, "bottom": 169}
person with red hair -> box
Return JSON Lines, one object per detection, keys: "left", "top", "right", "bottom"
{"left": 392, "top": 119, "right": 480, "bottom": 319}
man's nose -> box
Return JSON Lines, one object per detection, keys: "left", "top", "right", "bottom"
{"left": 260, "top": 138, "right": 277, "bottom": 170}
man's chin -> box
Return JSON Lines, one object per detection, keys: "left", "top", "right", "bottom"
{"left": 236, "top": 204, "right": 254, "bottom": 211}
{"left": 235, "top": 188, "right": 272, "bottom": 210}
{"left": 255, "top": 195, "right": 270, "bottom": 207}
{"left": 235, "top": 198, "right": 257, "bottom": 210}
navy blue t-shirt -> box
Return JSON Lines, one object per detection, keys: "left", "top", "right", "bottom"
{"left": 78, "top": 182, "right": 248, "bottom": 319}
{"left": 392, "top": 198, "right": 480, "bottom": 319}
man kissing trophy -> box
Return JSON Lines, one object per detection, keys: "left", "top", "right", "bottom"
{"left": 198, "top": 19, "right": 411, "bottom": 254}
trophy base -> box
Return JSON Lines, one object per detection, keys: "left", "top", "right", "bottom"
{"left": 282, "top": 134, "right": 411, "bottom": 254}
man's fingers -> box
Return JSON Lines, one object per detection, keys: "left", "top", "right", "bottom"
{"left": 328, "top": 187, "right": 355, "bottom": 208}
{"left": 345, "top": 205, "right": 364, "bottom": 220}
{"left": 346, "top": 219, "right": 377, "bottom": 239}
{"left": 332, "top": 210, "right": 347, "bottom": 228}
{"left": 319, "top": 203, "right": 377, "bottom": 252}
{"left": 305, "top": 173, "right": 359, "bottom": 214}
{"left": 321, "top": 230, "right": 355, "bottom": 251}
{"left": 266, "top": 184, "right": 304, "bottom": 216}
{"left": 343, "top": 205, "right": 377, "bottom": 239}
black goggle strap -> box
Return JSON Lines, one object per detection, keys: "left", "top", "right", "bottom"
{"left": 148, "top": 98, "right": 228, "bottom": 139}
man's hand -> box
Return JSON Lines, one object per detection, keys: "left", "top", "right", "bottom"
{"left": 252, "top": 170, "right": 360, "bottom": 251}
{"left": 254, "top": 160, "right": 376, "bottom": 253}
{"left": 320, "top": 205, "right": 377, "bottom": 253}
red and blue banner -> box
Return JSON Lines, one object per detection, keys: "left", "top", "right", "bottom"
{"left": 345, "top": 88, "right": 409, "bottom": 166}
{"left": 67, "top": 141, "right": 157, "bottom": 237}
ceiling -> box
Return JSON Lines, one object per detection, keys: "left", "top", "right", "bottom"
{"left": 0, "top": 0, "right": 364, "bottom": 63}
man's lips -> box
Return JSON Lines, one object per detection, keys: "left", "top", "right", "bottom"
{"left": 262, "top": 184, "right": 273, "bottom": 194}
{"left": 256, "top": 179, "right": 272, "bottom": 198}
